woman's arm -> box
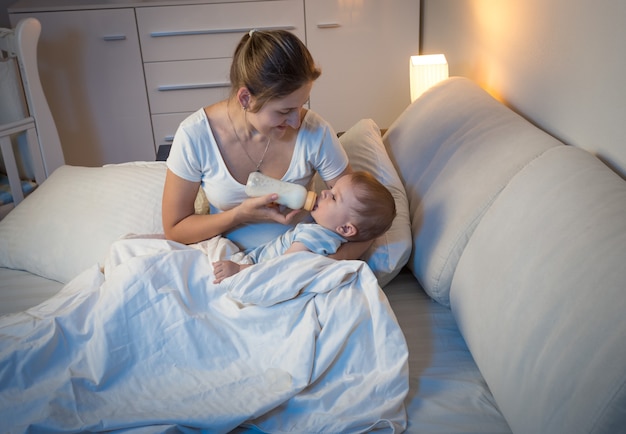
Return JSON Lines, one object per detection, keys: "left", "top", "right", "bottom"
{"left": 162, "top": 169, "right": 235, "bottom": 244}
{"left": 162, "top": 169, "right": 298, "bottom": 244}
{"left": 330, "top": 239, "right": 374, "bottom": 260}
{"left": 323, "top": 165, "right": 352, "bottom": 188}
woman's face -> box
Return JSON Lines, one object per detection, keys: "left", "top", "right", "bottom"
{"left": 250, "top": 81, "right": 313, "bottom": 138}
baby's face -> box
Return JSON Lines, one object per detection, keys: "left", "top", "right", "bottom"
{"left": 310, "top": 175, "right": 357, "bottom": 233}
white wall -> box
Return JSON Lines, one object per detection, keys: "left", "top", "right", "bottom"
{"left": 421, "top": 0, "right": 626, "bottom": 179}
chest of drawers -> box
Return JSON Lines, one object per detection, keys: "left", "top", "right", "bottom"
{"left": 9, "top": 0, "right": 419, "bottom": 166}
{"left": 137, "top": 0, "right": 305, "bottom": 150}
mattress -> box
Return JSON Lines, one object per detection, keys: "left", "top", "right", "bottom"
{"left": 0, "top": 267, "right": 63, "bottom": 316}
{"left": 383, "top": 268, "right": 510, "bottom": 433}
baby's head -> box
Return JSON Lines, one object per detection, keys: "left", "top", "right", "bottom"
{"left": 312, "top": 171, "right": 396, "bottom": 242}
{"left": 346, "top": 171, "right": 396, "bottom": 241}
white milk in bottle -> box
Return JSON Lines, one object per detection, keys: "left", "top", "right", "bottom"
{"left": 245, "top": 172, "right": 317, "bottom": 211}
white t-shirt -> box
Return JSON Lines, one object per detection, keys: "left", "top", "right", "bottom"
{"left": 167, "top": 108, "right": 349, "bottom": 249}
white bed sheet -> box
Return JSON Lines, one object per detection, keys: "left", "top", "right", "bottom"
{"left": 383, "top": 269, "right": 511, "bottom": 433}
{"left": 0, "top": 267, "right": 62, "bottom": 316}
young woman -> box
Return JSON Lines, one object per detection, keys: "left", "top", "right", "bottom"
{"left": 162, "top": 30, "right": 372, "bottom": 259}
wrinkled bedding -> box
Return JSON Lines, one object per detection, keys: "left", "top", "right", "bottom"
{"left": 0, "top": 236, "right": 409, "bottom": 433}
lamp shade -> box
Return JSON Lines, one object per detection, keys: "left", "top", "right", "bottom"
{"left": 409, "top": 54, "right": 449, "bottom": 102}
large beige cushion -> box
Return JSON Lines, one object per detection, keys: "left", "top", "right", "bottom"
{"left": 451, "top": 146, "right": 626, "bottom": 433}
{"left": 383, "top": 77, "right": 560, "bottom": 306}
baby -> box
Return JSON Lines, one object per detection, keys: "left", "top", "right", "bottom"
{"left": 213, "top": 171, "right": 396, "bottom": 283}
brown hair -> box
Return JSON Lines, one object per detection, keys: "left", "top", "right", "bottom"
{"left": 347, "top": 171, "right": 396, "bottom": 242}
{"left": 230, "top": 30, "right": 321, "bottom": 112}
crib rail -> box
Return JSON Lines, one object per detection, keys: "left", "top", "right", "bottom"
{"left": 0, "top": 18, "right": 64, "bottom": 214}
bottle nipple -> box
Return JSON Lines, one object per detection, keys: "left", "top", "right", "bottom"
{"left": 303, "top": 191, "right": 317, "bottom": 212}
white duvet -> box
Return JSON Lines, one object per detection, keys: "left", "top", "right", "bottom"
{"left": 0, "top": 236, "right": 408, "bottom": 433}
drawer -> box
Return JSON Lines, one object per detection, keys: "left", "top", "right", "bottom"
{"left": 152, "top": 112, "right": 192, "bottom": 149}
{"left": 144, "top": 58, "right": 231, "bottom": 114}
{"left": 136, "top": 0, "right": 306, "bottom": 62}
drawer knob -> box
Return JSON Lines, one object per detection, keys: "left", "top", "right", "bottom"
{"left": 157, "top": 82, "right": 230, "bottom": 92}
{"left": 150, "top": 25, "right": 296, "bottom": 38}
{"left": 317, "top": 23, "right": 342, "bottom": 29}
{"left": 102, "top": 34, "right": 127, "bottom": 41}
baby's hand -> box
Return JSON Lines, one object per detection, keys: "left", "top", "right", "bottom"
{"left": 212, "top": 260, "right": 241, "bottom": 284}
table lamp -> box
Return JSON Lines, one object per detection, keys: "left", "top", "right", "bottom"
{"left": 410, "top": 54, "right": 448, "bottom": 102}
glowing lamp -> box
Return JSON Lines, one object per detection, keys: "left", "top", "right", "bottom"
{"left": 409, "top": 54, "right": 449, "bottom": 102}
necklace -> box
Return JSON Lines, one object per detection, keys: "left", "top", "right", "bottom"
{"left": 227, "top": 103, "right": 271, "bottom": 172}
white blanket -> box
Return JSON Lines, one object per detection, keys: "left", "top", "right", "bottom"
{"left": 0, "top": 236, "right": 408, "bottom": 433}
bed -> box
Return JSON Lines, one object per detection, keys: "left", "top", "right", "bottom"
{"left": 0, "top": 18, "right": 510, "bottom": 433}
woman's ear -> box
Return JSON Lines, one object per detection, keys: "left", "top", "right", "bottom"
{"left": 337, "top": 223, "right": 357, "bottom": 239}
{"left": 236, "top": 87, "right": 252, "bottom": 110}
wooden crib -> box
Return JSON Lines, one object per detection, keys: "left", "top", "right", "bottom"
{"left": 0, "top": 17, "right": 64, "bottom": 218}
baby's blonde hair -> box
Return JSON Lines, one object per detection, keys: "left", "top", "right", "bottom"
{"left": 347, "top": 171, "right": 396, "bottom": 242}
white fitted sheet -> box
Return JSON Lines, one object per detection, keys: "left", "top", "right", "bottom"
{"left": 0, "top": 267, "right": 62, "bottom": 316}
{"left": 384, "top": 268, "right": 511, "bottom": 433}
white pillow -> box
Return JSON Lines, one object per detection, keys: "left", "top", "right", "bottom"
{"left": 0, "top": 162, "right": 167, "bottom": 283}
{"left": 314, "top": 119, "right": 412, "bottom": 287}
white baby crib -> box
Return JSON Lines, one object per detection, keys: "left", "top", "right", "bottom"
{"left": 0, "top": 17, "right": 64, "bottom": 218}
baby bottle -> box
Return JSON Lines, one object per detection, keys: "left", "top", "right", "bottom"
{"left": 245, "top": 172, "right": 317, "bottom": 211}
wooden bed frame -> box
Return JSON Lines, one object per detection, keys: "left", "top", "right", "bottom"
{"left": 0, "top": 18, "right": 64, "bottom": 218}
